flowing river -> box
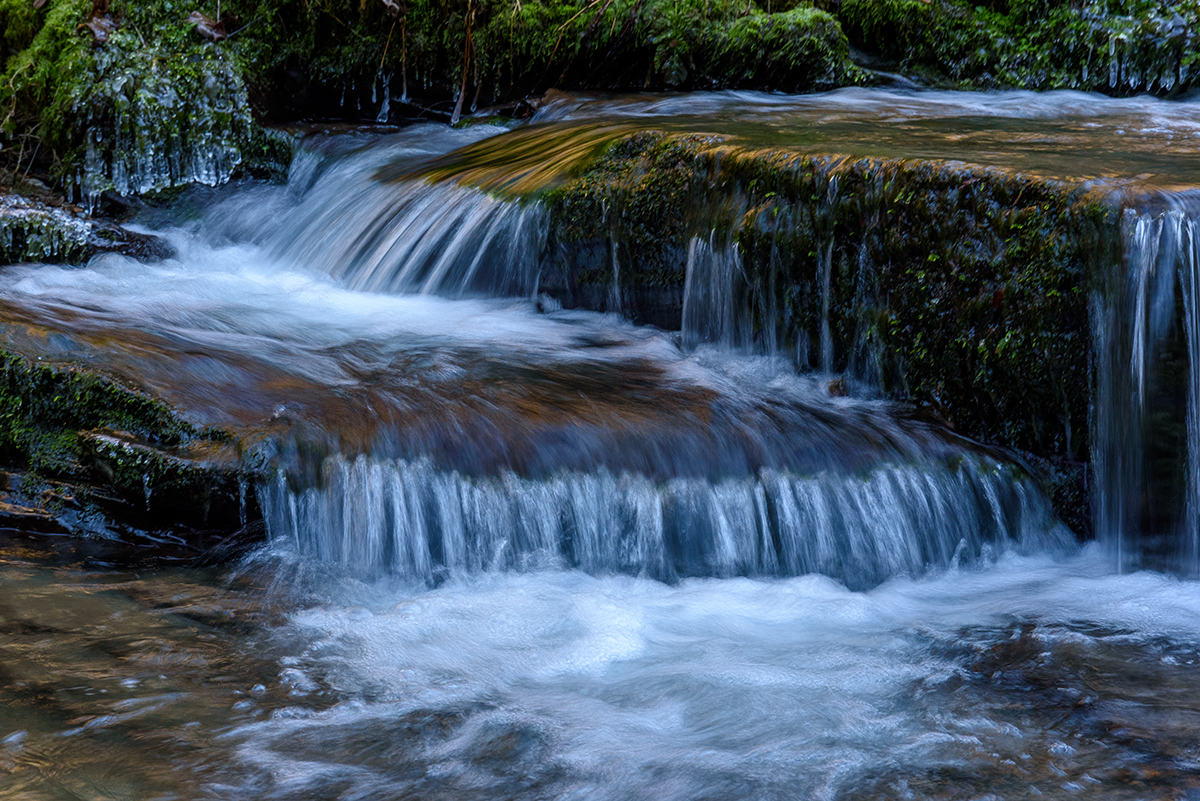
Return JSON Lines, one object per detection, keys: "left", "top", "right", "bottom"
{"left": 2, "top": 88, "right": 1200, "bottom": 799}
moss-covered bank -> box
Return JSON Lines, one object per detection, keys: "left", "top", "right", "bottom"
{"left": 1, "top": 0, "right": 294, "bottom": 206}
{"left": 4, "top": 0, "right": 1198, "bottom": 204}
{"left": 540, "top": 132, "right": 1121, "bottom": 491}
{"left": 837, "top": 0, "right": 1200, "bottom": 95}
{"left": 0, "top": 349, "right": 257, "bottom": 545}
{"left": 0, "top": 0, "right": 862, "bottom": 202}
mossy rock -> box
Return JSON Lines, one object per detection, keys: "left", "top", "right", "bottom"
{"left": 711, "top": 7, "right": 867, "bottom": 91}
{"left": 0, "top": 0, "right": 293, "bottom": 202}
{"left": 837, "top": 0, "right": 1200, "bottom": 94}
{"left": 541, "top": 131, "right": 1123, "bottom": 463}
{"left": 0, "top": 348, "right": 256, "bottom": 540}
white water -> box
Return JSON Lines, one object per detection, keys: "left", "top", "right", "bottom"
{"left": 1092, "top": 195, "right": 1200, "bottom": 572}
{"left": 5, "top": 89, "right": 1200, "bottom": 800}
{"left": 0, "top": 238, "right": 1069, "bottom": 585}
{"left": 259, "top": 454, "right": 1068, "bottom": 587}
{"left": 211, "top": 547, "right": 1200, "bottom": 800}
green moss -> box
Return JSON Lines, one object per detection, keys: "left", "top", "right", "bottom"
{"left": 0, "top": 348, "right": 252, "bottom": 532}
{"left": 0, "top": 349, "right": 195, "bottom": 467}
{"left": 543, "top": 131, "right": 1122, "bottom": 458}
{"left": 837, "top": 0, "right": 1200, "bottom": 94}
{"left": 286, "top": 0, "right": 863, "bottom": 99}
{"left": 0, "top": 0, "right": 296, "bottom": 201}
{"left": 0, "top": 0, "right": 40, "bottom": 66}
{"left": 713, "top": 7, "right": 866, "bottom": 91}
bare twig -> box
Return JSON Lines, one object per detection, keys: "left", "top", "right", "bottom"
{"left": 379, "top": 16, "right": 397, "bottom": 71}
{"left": 450, "top": 1, "right": 474, "bottom": 125}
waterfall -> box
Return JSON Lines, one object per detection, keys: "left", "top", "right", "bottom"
{"left": 258, "top": 454, "right": 1070, "bottom": 589}
{"left": 274, "top": 179, "right": 546, "bottom": 298}
{"left": 224, "top": 129, "right": 552, "bottom": 300}
{"left": 158, "top": 111, "right": 1200, "bottom": 582}
{"left": 1092, "top": 195, "right": 1200, "bottom": 572}
{"left": 681, "top": 235, "right": 754, "bottom": 352}
{"left": 203, "top": 131, "right": 1076, "bottom": 587}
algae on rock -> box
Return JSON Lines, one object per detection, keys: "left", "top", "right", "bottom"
{"left": 541, "top": 131, "right": 1118, "bottom": 464}
{"left": 0, "top": 349, "right": 251, "bottom": 538}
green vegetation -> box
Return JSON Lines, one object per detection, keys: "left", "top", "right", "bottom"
{"left": 0, "top": 0, "right": 287, "bottom": 202}
{"left": 544, "top": 131, "right": 1122, "bottom": 461}
{"left": 0, "top": 349, "right": 246, "bottom": 533}
{"left": 2, "top": 0, "right": 1196, "bottom": 200}
{"left": 838, "top": 0, "right": 1200, "bottom": 93}
{"left": 0, "top": 0, "right": 864, "bottom": 198}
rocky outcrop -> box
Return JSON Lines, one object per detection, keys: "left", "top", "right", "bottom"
{"left": 531, "top": 131, "right": 1122, "bottom": 532}
{"left": 0, "top": 349, "right": 260, "bottom": 554}
{"left": 0, "top": 178, "right": 166, "bottom": 263}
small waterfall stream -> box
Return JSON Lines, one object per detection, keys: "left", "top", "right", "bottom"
{"left": 3, "top": 89, "right": 1200, "bottom": 799}
{"left": 1092, "top": 195, "right": 1200, "bottom": 572}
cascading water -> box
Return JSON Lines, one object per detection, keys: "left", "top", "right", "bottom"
{"left": 5, "top": 89, "right": 1200, "bottom": 799}
{"left": 255, "top": 129, "right": 548, "bottom": 299}
{"left": 1092, "top": 193, "right": 1200, "bottom": 572}
{"left": 259, "top": 454, "right": 1065, "bottom": 589}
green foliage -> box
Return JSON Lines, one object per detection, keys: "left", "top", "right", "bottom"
{"left": 0, "top": 0, "right": 41, "bottom": 66}
{"left": 837, "top": 0, "right": 1200, "bottom": 94}
{"left": 713, "top": 7, "right": 866, "bottom": 91}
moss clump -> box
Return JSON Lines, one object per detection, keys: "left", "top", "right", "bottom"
{"left": 0, "top": 0, "right": 292, "bottom": 203}
{"left": 543, "top": 131, "right": 1122, "bottom": 460}
{"left": 272, "top": 0, "right": 866, "bottom": 107}
{"left": 0, "top": 349, "right": 247, "bottom": 532}
{"left": 712, "top": 7, "right": 865, "bottom": 91}
{"left": 837, "top": 0, "right": 1200, "bottom": 94}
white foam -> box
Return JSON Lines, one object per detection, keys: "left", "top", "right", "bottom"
{"left": 219, "top": 550, "right": 1200, "bottom": 799}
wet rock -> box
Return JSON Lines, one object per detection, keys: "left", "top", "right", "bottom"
{"left": 541, "top": 131, "right": 1111, "bottom": 471}
{"left": 0, "top": 349, "right": 261, "bottom": 552}
{"left": 0, "top": 182, "right": 169, "bottom": 264}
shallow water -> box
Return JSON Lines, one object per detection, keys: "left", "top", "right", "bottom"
{"left": 3, "top": 87, "right": 1200, "bottom": 797}
{"left": 533, "top": 88, "right": 1200, "bottom": 188}
{"left": 2, "top": 538, "right": 1200, "bottom": 800}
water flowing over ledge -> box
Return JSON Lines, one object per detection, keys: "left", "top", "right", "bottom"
{"left": 8, "top": 89, "right": 1200, "bottom": 577}
{"left": 259, "top": 454, "right": 1070, "bottom": 588}
{"left": 4, "top": 88, "right": 1200, "bottom": 800}
{"left": 1093, "top": 194, "right": 1200, "bottom": 572}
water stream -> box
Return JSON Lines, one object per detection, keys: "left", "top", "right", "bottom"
{"left": 2, "top": 88, "right": 1200, "bottom": 798}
